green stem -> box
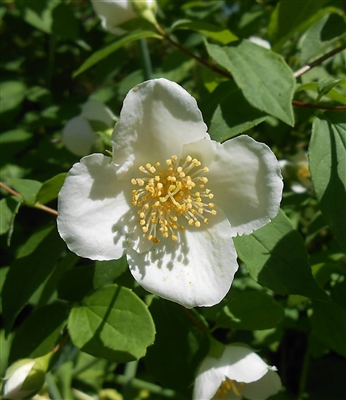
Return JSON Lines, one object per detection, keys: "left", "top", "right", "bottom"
{"left": 298, "top": 348, "right": 310, "bottom": 400}
{"left": 139, "top": 38, "right": 152, "bottom": 80}
{"left": 45, "top": 371, "right": 62, "bottom": 400}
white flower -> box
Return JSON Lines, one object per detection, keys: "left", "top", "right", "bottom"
{"left": 91, "top": 0, "right": 157, "bottom": 35}
{"left": 249, "top": 36, "right": 271, "bottom": 50}
{"left": 279, "top": 151, "right": 311, "bottom": 193}
{"left": 62, "top": 99, "right": 116, "bottom": 156}
{"left": 2, "top": 354, "right": 53, "bottom": 400}
{"left": 193, "top": 344, "right": 282, "bottom": 400}
{"left": 57, "top": 78, "right": 283, "bottom": 308}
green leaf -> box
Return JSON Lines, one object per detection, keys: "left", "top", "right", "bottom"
{"left": 310, "top": 300, "right": 346, "bottom": 357}
{"left": 309, "top": 112, "right": 346, "bottom": 251}
{"left": 171, "top": 19, "right": 238, "bottom": 44}
{"left": 295, "top": 82, "right": 346, "bottom": 105}
{"left": 0, "top": 197, "right": 20, "bottom": 235}
{"left": 2, "top": 224, "right": 66, "bottom": 334}
{"left": 9, "top": 302, "right": 69, "bottom": 363}
{"left": 208, "top": 81, "right": 267, "bottom": 142}
{"left": 73, "top": 31, "right": 162, "bottom": 77}
{"left": 233, "top": 210, "right": 328, "bottom": 301}
{"left": 205, "top": 40, "right": 295, "bottom": 126}
{"left": 268, "top": 0, "right": 330, "bottom": 50}
{"left": 68, "top": 284, "right": 155, "bottom": 363}
{"left": 317, "top": 77, "right": 345, "bottom": 97}
{"left": 58, "top": 257, "right": 128, "bottom": 303}
{"left": 300, "top": 13, "right": 346, "bottom": 65}
{"left": 36, "top": 173, "right": 66, "bottom": 205}
{"left": 216, "top": 291, "right": 284, "bottom": 331}
{"left": 0, "top": 81, "right": 27, "bottom": 113}
{"left": 8, "top": 178, "right": 42, "bottom": 207}
{"left": 145, "top": 298, "right": 209, "bottom": 394}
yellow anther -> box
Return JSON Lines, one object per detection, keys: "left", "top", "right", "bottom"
{"left": 131, "top": 154, "right": 216, "bottom": 243}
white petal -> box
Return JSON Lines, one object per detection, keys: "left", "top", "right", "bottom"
{"left": 248, "top": 36, "right": 271, "bottom": 49}
{"left": 62, "top": 116, "right": 97, "bottom": 156}
{"left": 91, "top": 0, "right": 136, "bottom": 35}
{"left": 57, "top": 154, "right": 132, "bottom": 261}
{"left": 3, "top": 361, "right": 35, "bottom": 399}
{"left": 242, "top": 370, "right": 282, "bottom": 400}
{"left": 219, "top": 346, "right": 269, "bottom": 383}
{"left": 127, "top": 208, "right": 238, "bottom": 308}
{"left": 194, "top": 357, "right": 225, "bottom": 400}
{"left": 82, "top": 99, "right": 116, "bottom": 126}
{"left": 207, "top": 135, "right": 283, "bottom": 236}
{"left": 112, "top": 78, "right": 209, "bottom": 179}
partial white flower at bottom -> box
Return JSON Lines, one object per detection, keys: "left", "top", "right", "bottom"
{"left": 62, "top": 100, "right": 116, "bottom": 156}
{"left": 193, "top": 345, "right": 281, "bottom": 400}
{"left": 57, "top": 78, "right": 283, "bottom": 308}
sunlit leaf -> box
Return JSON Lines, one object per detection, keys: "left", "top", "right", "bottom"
{"left": 205, "top": 40, "right": 295, "bottom": 126}
{"left": 7, "top": 178, "right": 42, "bottom": 207}
{"left": 208, "top": 81, "right": 267, "bottom": 142}
{"left": 68, "top": 284, "right": 155, "bottom": 363}
{"left": 36, "top": 173, "right": 66, "bottom": 205}
{"left": 171, "top": 19, "right": 238, "bottom": 44}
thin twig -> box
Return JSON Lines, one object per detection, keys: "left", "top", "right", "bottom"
{"left": 294, "top": 43, "right": 346, "bottom": 78}
{"left": 292, "top": 100, "right": 346, "bottom": 110}
{"left": 155, "top": 24, "right": 346, "bottom": 112}
{"left": 155, "top": 23, "right": 233, "bottom": 80}
{"left": 181, "top": 306, "right": 209, "bottom": 334}
{"left": 0, "top": 181, "right": 58, "bottom": 216}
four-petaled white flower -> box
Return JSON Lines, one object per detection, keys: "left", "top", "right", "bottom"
{"left": 62, "top": 99, "right": 116, "bottom": 156}
{"left": 91, "top": 0, "right": 157, "bottom": 36}
{"left": 57, "top": 78, "right": 283, "bottom": 308}
{"left": 193, "top": 344, "right": 282, "bottom": 400}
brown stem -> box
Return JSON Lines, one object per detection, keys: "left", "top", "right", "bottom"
{"left": 294, "top": 43, "right": 346, "bottom": 78}
{"left": 52, "top": 332, "right": 69, "bottom": 354}
{"left": 181, "top": 306, "right": 208, "bottom": 334}
{"left": 0, "top": 181, "right": 58, "bottom": 216}
{"left": 155, "top": 23, "right": 233, "bottom": 80}
{"left": 292, "top": 100, "right": 346, "bottom": 110}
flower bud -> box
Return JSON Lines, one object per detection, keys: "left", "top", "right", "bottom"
{"left": 62, "top": 100, "right": 116, "bottom": 156}
{"left": 2, "top": 353, "right": 53, "bottom": 399}
{"left": 91, "top": 0, "right": 157, "bottom": 35}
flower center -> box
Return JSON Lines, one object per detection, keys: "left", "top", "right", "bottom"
{"left": 215, "top": 377, "right": 245, "bottom": 399}
{"left": 297, "top": 164, "right": 310, "bottom": 181}
{"left": 131, "top": 155, "right": 216, "bottom": 243}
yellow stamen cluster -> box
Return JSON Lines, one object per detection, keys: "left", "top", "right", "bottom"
{"left": 215, "top": 377, "right": 245, "bottom": 399}
{"left": 131, "top": 155, "right": 216, "bottom": 243}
